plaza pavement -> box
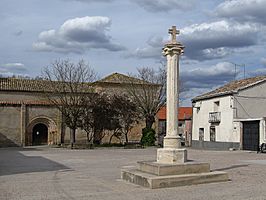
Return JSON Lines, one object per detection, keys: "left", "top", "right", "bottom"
{"left": 0, "top": 146, "right": 266, "bottom": 200}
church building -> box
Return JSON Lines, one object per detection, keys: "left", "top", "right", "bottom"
{"left": 0, "top": 73, "right": 144, "bottom": 147}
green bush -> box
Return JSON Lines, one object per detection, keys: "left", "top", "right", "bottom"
{"left": 141, "top": 128, "right": 156, "bottom": 146}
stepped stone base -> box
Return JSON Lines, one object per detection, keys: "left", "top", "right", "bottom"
{"left": 137, "top": 161, "right": 210, "bottom": 176}
{"left": 121, "top": 168, "right": 229, "bottom": 189}
{"left": 121, "top": 160, "right": 229, "bottom": 189}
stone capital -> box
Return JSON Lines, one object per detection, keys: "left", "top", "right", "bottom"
{"left": 162, "top": 43, "right": 184, "bottom": 56}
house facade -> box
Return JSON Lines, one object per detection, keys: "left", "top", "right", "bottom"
{"left": 0, "top": 73, "right": 145, "bottom": 147}
{"left": 156, "top": 106, "right": 192, "bottom": 146}
{"left": 192, "top": 76, "right": 266, "bottom": 151}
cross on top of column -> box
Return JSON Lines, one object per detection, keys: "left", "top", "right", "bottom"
{"left": 168, "top": 26, "right": 179, "bottom": 44}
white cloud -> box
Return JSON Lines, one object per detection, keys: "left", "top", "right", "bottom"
{"left": 215, "top": 0, "right": 266, "bottom": 24}
{"left": 180, "top": 20, "right": 259, "bottom": 60}
{"left": 127, "top": 36, "right": 164, "bottom": 59}
{"left": 0, "top": 63, "right": 28, "bottom": 77}
{"left": 181, "top": 62, "right": 237, "bottom": 89}
{"left": 33, "top": 16, "right": 126, "bottom": 54}
{"left": 129, "top": 20, "right": 259, "bottom": 61}
{"left": 180, "top": 62, "right": 242, "bottom": 105}
{"left": 248, "top": 68, "right": 266, "bottom": 77}
{"left": 133, "top": 0, "right": 196, "bottom": 12}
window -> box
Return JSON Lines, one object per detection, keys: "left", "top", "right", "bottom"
{"left": 214, "top": 101, "right": 220, "bottom": 112}
{"left": 199, "top": 128, "right": 204, "bottom": 141}
{"left": 210, "top": 126, "right": 216, "bottom": 142}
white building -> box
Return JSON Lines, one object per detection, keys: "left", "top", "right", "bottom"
{"left": 192, "top": 76, "right": 266, "bottom": 151}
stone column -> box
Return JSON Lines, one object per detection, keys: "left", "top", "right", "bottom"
{"left": 157, "top": 26, "right": 187, "bottom": 164}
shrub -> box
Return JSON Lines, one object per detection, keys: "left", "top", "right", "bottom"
{"left": 141, "top": 128, "right": 156, "bottom": 146}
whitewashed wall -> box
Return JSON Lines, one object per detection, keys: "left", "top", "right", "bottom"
{"left": 234, "top": 82, "right": 266, "bottom": 119}
{"left": 192, "top": 95, "right": 238, "bottom": 143}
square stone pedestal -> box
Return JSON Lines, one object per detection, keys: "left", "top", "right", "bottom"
{"left": 157, "top": 148, "right": 187, "bottom": 164}
{"left": 121, "top": 152, "right": 229, "bottom": 189}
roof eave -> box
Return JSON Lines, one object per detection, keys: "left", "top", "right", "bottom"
{"left": 192, "top": 91, "right": 236, "bottom": 102}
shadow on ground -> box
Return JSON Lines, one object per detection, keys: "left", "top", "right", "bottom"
{"left": 213, "top": 164, "right": 249, "bottom": 171}
{"left": 0, "top": 149, "right": 70, "bottom": 176}
{"left": 0, "top": 132, "right": 19, "bottom": 147}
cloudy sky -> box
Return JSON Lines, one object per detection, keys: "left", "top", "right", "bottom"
{"left": 1, "top": 0, "right": 266, "bottom": 105}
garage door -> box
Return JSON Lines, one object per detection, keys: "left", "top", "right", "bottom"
{"left": 243, "top": 121, "right": 259, "bottom": 151}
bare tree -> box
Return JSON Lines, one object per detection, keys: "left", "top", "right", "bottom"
{"left": 80, "top": 93, "right": 117, "bottom": 145}
{"left": 42, "top": 59, "right": 97, "bottom": 148}
{"left": 78, "top": 93, "right": 98, "bottom": 147}
{"left": 127, "top": 66, "right": 166, "bottom": 129}
{"left": 110, "top": 95, "right": 140, "bottom": 144}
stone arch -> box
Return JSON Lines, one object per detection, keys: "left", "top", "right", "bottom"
{"left": 32, "top": 123, "right": 48, "bottom": 145}
{"left": 26, "top": 116, "right": 57, "bottom": 146}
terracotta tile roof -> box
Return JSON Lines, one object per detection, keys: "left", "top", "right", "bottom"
{"left": 0, "top": 78, "right": 56, "bottom": 92}
{"left": 0, "top": 73, "right": 154, "bottom": 92}
{"left": 157, "top": 106, "right": 192, "bottom": 120}
{"left": 0, "top": 78, "right": 92, "bottom": 92}
{"left": 192, "top": 75, "right": 266, "bottom": 101}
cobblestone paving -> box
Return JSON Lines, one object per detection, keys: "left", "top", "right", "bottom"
{"left": 1, "top": 147, "right": 266, "bottom": 200}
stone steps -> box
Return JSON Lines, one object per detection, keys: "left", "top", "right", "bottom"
{"left": 121, "top": 167, "right": 229, "bottom": 189}
{"left": 137, "top": 161, "right": 210, "bottom": 176}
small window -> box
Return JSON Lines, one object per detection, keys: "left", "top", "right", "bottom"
{"left": 199, "top": 128, "right": 204, "bottom": 141}
{"left": 210, "top": 126, "right": 216, "bottom": 142}
{"left": 214, "top": 101, "right": 220, "bottom": 112}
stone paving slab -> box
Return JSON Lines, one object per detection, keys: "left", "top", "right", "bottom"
{"left": 1, "top": 147, "right": 266, "bottom": 200}
{"left": 242, "top": 160, "right": 266, "bottom": 165}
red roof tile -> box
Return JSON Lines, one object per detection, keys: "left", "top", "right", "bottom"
{"left": 157, "top": 106, "right": 192, "bottom": 120}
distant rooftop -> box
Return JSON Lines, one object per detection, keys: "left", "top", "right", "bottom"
{"left": 96, "top": 72, "right": 150, "bottom": 85}
{"left": 192, "top": 75, "right": 266, "bottom": 101}
{"left": 0, "top": 78, "right": 53, "bottom": 92}
{"left": 157, "top": 106, "right": 192, "bottom": 120}
{"left": 0, "top": 72, "right": 147, "bottom": 92}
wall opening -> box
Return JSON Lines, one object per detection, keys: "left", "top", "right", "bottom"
{"left": 242, "top": 121, "right": 259, "bottom": 151}
{"left": 32, "top": 123, "right": 48, "bottom": 145}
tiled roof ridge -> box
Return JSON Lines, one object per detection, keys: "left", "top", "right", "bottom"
{"left": 235, "top": 76, "right": 266, "bottom": 91}
{"left": 97, "top": 72, "right": 152, "bottom": 84}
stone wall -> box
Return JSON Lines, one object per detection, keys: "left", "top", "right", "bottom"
{"left": 235, "top": 82, "right": 266, "bottom": 119}
{"left": 0, "top": 105, "right": 21, "bottom": 147}
{"left": 0, "top": 80, "right": 149, "bottom": 147}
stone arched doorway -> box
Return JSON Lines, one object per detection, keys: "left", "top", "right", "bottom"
{"left": 32, "top": 123, "right": 48, "bottom": 145}
{"left": 26, "top": 117, "right": 58, "bottom": 146}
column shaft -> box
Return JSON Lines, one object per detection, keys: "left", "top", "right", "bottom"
{"left": 166, "top": 54, "right": 179, "bottom": 137}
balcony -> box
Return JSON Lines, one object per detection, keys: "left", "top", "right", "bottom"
{"left": 209, "top": 112, "right": 221, "bottom": 123}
